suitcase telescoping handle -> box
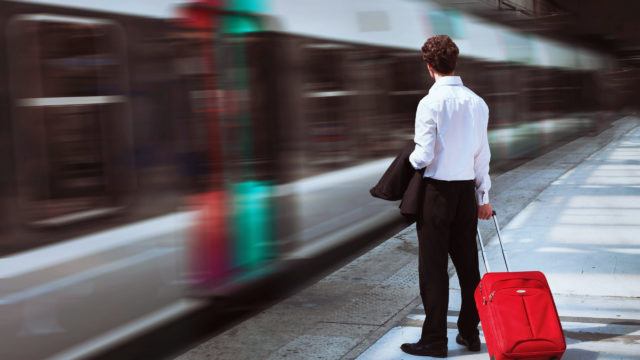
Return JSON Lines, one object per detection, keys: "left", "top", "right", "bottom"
{"left": 477, "top": 210, "right": 511, "bottom": 273}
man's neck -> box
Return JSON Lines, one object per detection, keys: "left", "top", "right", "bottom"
{"left": 433, "top": 72, "right": 455, "bottom": 82}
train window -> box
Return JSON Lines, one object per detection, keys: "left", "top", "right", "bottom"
{"left": 387, "top": 54, "right": 426, "bottom": 149}
{"left": 298, "top": 41, "right": 355, "bottom": 171}
{"left": 304, "top": 96, "right": 352, "bottom": 166}
{"left": 484, "top": 64, "right": 523, "bottom": 125}
{"left": 348, "top": 49, "right": 407, "bottom": 158}
{"left": 172, "top": 34, "right": 219, "bottom": 191}
{"left": 41, "top": 24, "right": 121, "bottom": 96}
{"left": 302, "top": 43, "right": 350, "bottom": 92}
{"left": 7, "top": 15, "right": 132, "bottom": 227}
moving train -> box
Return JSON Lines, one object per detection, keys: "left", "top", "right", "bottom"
{"left": 0, "top": 0, "right": 624, "bottom": 358}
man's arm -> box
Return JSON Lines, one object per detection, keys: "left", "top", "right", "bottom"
{"left": 475, "top": 104, "right": 492, "bottom": 219}
{"left": 409, "top": 99, "right": 437, "bottom": 170}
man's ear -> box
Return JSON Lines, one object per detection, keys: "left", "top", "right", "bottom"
{"left": 426, "top": 63, "right": 435, "bottom": 79}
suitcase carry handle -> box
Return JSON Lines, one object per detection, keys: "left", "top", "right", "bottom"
{"left": 477, "top": 210, "right": 511, "bottom": 273}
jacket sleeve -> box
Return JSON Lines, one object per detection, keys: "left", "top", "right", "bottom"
{"left": 409, "top": 99, "right": 437, "bottom": 170}
{"left": 474, "top": 102, "right": 491, "bottom": 205}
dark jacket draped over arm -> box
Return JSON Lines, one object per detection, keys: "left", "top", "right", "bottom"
{"left": 370, "top": 141, "right": 424, "bottom": 222}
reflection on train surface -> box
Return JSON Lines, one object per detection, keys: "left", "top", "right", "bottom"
{"left": 0, "top": 0, "right": 634, "bottom": 359}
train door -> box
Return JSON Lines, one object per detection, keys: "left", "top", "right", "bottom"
{"left": 217, "top": 15, "right": 279, "bottom": 274}
{"left": 6, "top": 15, "right": 132, "bottom": 233}
{"left": 300, "top": 40, "right": 356, "bottom": 170}
{"left": 179, "top": 4, "right": 280, "bottom": 291}
{"left": 384, "top": 51, "right": 422, "bottom": 154}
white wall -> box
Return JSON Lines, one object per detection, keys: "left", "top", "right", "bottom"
{"left": 12, "top": 0, "right": 188, "bottom": 18}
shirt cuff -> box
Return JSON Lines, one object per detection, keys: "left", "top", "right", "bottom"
{"left": 408, "top": 150, "right": 421, "bottom": 170}
{"left": 476, "top": 190, "right": 489, "bottom": 205}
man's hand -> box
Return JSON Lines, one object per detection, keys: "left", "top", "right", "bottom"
{"left": 478, "top": 203, "right": 493, "bottom": 220}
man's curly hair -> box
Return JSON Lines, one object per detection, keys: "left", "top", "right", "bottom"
{"left": 421, "top": 35, "right": 459, "bottom": 74}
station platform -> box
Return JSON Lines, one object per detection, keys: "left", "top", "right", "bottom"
{"left": 175, "top": 116, "right": 640, "bottom": 360}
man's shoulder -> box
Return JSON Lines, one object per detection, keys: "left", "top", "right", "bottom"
{"left": 419, "top": 95, "right": 451, "bottom": 117}
{"left": 418, "top": 94, "right": 438, "bottom": 109}
{"left": 460, "top": 85, "right": 483, "bottom": 100}
{"left": 461, "top": 86, "right": 489, "bottom": 110}
{"left": 420, "top": 91, "right": 447, "bottom": 107}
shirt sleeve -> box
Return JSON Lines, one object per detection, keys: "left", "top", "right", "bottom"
{"left": 409, "top": 99, "right": 437, "bottom": 170}
{"left": 474, "top": 103, "right": 491, "bottom": 205}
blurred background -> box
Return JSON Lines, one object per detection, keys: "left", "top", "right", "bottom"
{"left": 0, "top": 0, "right": 638, "bottom": 359}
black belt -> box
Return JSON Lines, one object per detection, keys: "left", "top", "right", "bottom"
{"left": 424, "top": 177, "right": 475, "bottom": 185}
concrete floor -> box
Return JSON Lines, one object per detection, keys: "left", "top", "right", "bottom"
{"left": 357, "top": 117, "right": 640, "bottom": 360}
{"left": 175, "top": 116, "right": 640, "bottom": 360}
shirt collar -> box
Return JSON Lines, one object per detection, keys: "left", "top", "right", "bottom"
{"left": 430, "top": 76, "right": 463, "bottom": 90}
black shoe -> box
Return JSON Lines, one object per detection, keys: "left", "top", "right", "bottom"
{"left": 400, "top": 342, "right": 447, "bottom": 357}
{"left": 455, "top": 333, "right": 481, "bottom": 352}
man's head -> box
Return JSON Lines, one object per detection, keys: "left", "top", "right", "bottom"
{"left": 421, "top": 35, "right": 459, "bottom": 78}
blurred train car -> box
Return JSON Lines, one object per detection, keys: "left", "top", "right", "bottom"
{"left": 0, "top": 0, "right": 623, "bottom": 359}
{"left": 181, "top": 0, "right": 616, "bottom": 267}
{"left": 0, "top": 2, "right": 207, "bottom": 359}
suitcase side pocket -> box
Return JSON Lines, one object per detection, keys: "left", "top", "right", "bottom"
{"left": 520, "top": 289, "right": 565, "bottom": 351}
{"left": 491, "top": 286, "right": 565, "bottom": 355}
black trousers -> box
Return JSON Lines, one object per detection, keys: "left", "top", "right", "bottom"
{"left": 416, "top": 177, "right": 481, "bottom": 344}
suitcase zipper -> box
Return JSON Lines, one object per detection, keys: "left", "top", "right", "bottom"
{"left": 520, "top": 296, "right": 535, "bottom": 338}
{"left": 486, "top": 278, "right": 546, "bottom": 295}
{"left": 483, "top": 290, "right": 495, "bottom": 305}
{"left": 485, "top": 295, "right": 506, "bottom": 351}
{"left": 481, "top": 284, "right": 506, "bottom": 351}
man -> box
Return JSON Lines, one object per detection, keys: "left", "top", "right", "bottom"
{"left": 400, "top": 35, "right": 493, "bottom": 358}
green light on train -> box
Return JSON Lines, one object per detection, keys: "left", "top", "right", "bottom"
{"left": 225, "top": 0, "right": 268, "bottom": 13}
{"left": 231, "top": 180, "right": 276, "bottom": 270}
{"left": 222, "top": 14, "right": 262, "bottom": 34}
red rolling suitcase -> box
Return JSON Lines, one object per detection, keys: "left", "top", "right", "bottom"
{"left": 475, "top": 212, "right": 566, "bottom": 360}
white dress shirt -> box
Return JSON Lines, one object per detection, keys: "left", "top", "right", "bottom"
{"left": 409, "top": 76, "right": 491, "bottom": 205}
